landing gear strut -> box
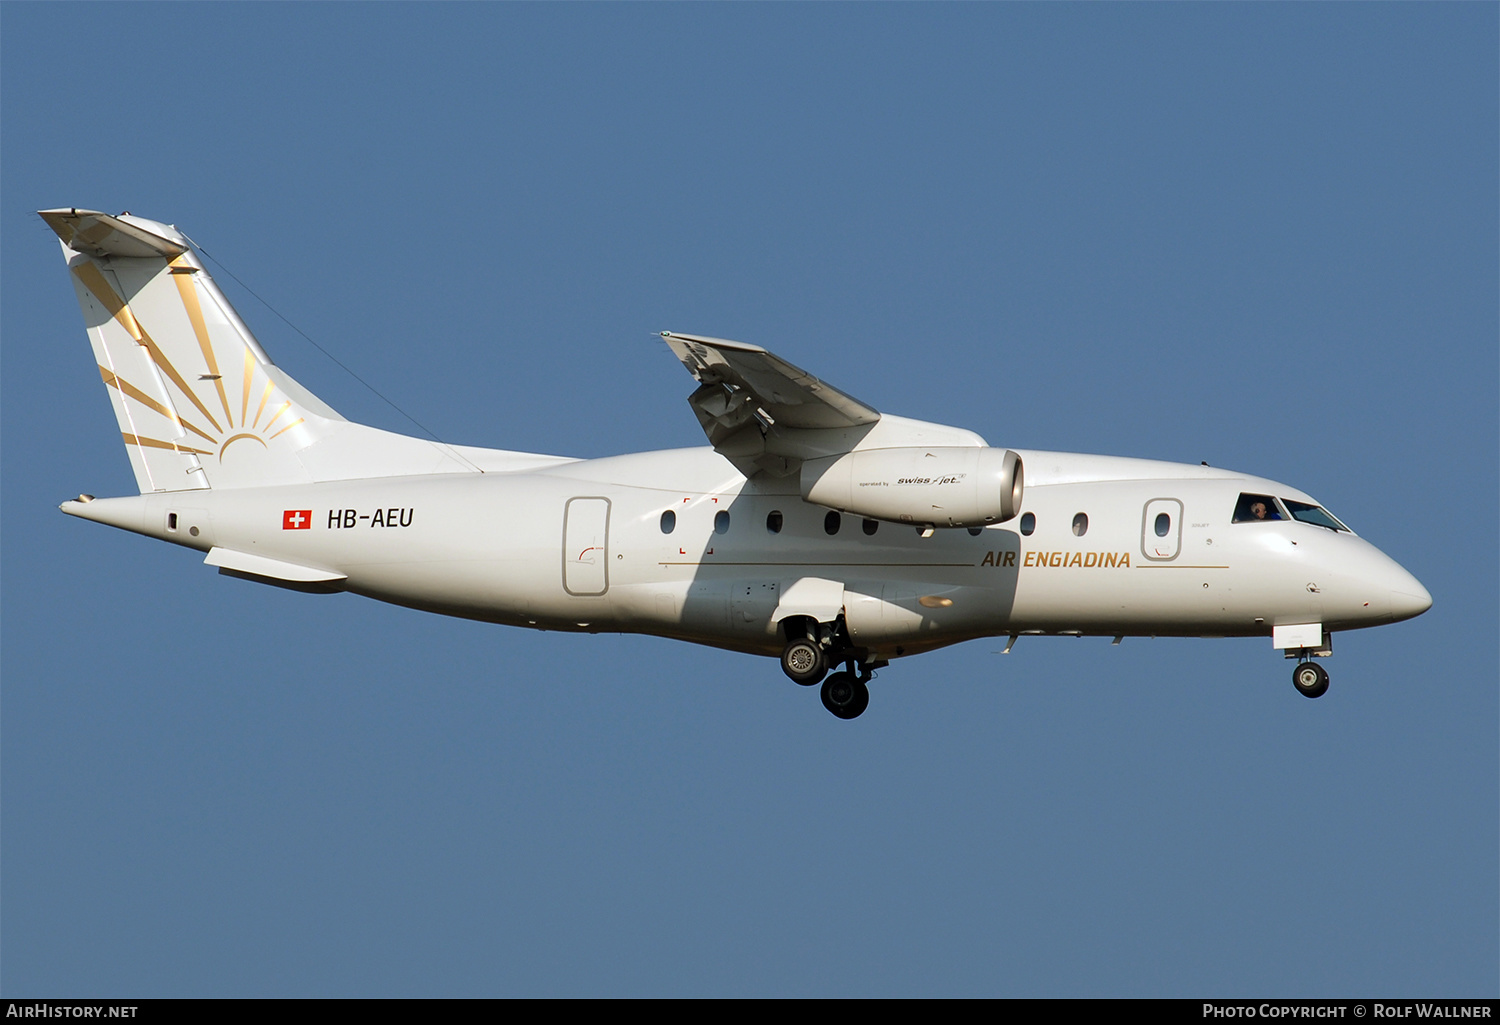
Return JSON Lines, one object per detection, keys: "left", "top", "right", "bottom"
{"left": 1292, "top": 660, "right": 1329, "bottom": 699}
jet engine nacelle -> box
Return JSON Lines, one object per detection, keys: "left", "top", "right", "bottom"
{"left": 800, "top": 446, "right": 1024, "bottom": 528}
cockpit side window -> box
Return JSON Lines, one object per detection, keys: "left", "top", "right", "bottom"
{"left": 1282, "top": 499, "right": 1351, "bottom": 532}
{"left": 1232, "top": 493, "right": 1284, "bottom": 522}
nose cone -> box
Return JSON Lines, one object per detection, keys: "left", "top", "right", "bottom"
{"left": 1389, "top": 575, "right": 1433, "bottom": 623}
{"left": 1330, "top": 536, "right": 1432, "bottom": 628}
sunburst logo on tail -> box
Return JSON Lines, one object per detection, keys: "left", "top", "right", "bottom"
{"left": 75, "top": 258, "right": 304, "bottom": 462}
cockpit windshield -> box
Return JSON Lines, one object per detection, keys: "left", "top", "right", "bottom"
{"left": 1232, "top": 492, "right": 1352, "bottom": 531}
{"left": 1232, "top": 493, "right": 1284, "bottom": 522}
{"left": 1282, "top": 499, "right": 1351, "bottom": 533}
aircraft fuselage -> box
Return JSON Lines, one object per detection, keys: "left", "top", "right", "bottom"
{"left": 64, "top": 445, "right": 1429, "bottom": 661}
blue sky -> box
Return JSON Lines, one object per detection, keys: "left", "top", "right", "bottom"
{"left": 3, "top": 3, "right": 1495, "bottom": 997}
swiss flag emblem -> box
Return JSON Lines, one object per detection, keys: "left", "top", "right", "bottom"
{"left": 282, "top": 509, "right": 312, "bottom": 530}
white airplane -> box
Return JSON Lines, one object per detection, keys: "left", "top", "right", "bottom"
{"left": 43, "top": 208, "right": 1432, "bottom": 719}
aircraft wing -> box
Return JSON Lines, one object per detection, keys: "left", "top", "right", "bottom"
{"left": 661, "top": 332, "right": 883, "bottom": 476}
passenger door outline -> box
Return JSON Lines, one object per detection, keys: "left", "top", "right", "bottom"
{"left": 1141, "top": 498, "right": 1183, "bottom": 562}
{"left": 563, "top": 497, "right": 611, "bottom": 596}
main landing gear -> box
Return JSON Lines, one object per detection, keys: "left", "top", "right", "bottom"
{"left": 1292, "top": 660, "right": 1330, "bottom": 699}
{"left": 780, "top": 637, "right": 827, "bottom": 686}
{"left": 820, "top": 670, "right": 870, "bottom": 719}
{"left": 780, "top": 618, "right": 884, "bottom": 719}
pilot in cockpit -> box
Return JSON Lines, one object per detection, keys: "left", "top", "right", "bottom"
{"left": 1233, "top": 493, "right": 1284, "bottom": 522}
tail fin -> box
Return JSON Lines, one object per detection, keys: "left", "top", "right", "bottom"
{"left": 42, "top": 208, "right": 476, "bottom": 492}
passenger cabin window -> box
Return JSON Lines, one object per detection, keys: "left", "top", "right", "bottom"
{"left": 714, "top": 510, "right": 731, "bottom": 535}
{"left": 824, "top": 511, "right": 842, "bottom": 535}
{"left": 766, "top": 510, "right": 783, "bottom": 534}
{"left": 1232, "top": 493, "right": 1284, "bottom": 522}
{"left": 1019, "top": 512, "right": 1036, "bottom": 536}
{"left": 660, "top": 510, "right": 676, "bottom": 534}
{"left": 1282, "top": 499, "right": 1350, "bottom": 533}
{"left": 1154, "top": 512, "right": 1171, "bottom": 537}
{"left": 1072, "top": 513, "right": 1088, "bottom": 537}
{"left": 862, "top": 518, "right": 879, "bottom": 536}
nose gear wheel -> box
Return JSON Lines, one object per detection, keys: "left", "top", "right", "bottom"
{"left": 1292, "top": 661, "right": 1329, "bottom": 699}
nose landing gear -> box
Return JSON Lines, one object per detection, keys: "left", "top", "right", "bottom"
{"left": 1292, "top": 660, "right": 1330, "bottom": 699}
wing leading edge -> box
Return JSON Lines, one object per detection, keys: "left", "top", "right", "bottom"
{"left": 660, "top": 331, "right": 985, "bottom": 478}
